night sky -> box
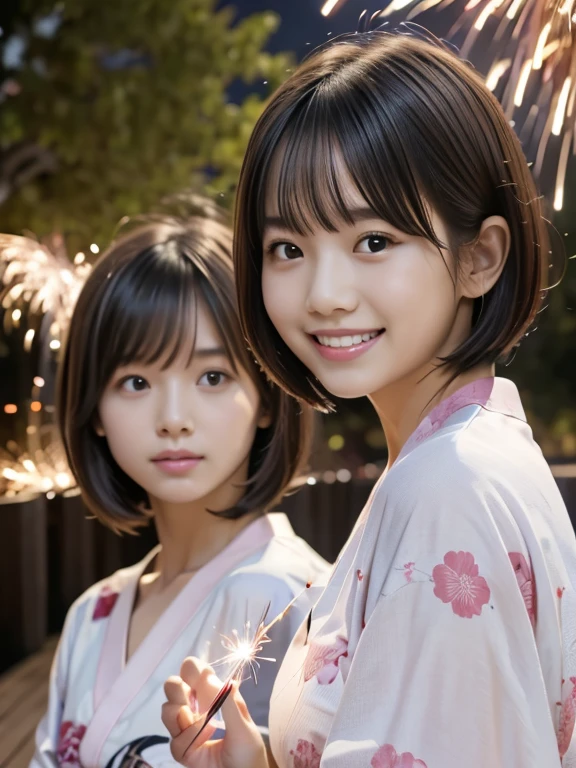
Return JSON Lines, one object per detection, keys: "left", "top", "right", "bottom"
{"left": 221, "top": 1, "right": 389, "bottom": 59}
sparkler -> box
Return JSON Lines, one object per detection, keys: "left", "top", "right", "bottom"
{"left": 322, "top": 1, "right": 576, "bottom": 210}
{"left": 183, "top": 583, "right": 312, "bottom": 756}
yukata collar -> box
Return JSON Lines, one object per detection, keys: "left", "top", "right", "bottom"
{"left": 399, "top": 377, "right": 526, "bottom": 460}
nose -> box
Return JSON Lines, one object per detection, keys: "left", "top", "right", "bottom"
{"left": 305, "top": 252, "right": 358, "bottom": 317}
{"left": 156, "top": 382, "right": 195, "bottom": 439}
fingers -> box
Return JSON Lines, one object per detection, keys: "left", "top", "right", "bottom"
{"left": 220, "top": 684, "right": 267, "bottom": 766}
{"left": 221, "top": 682, "right": 260, "bottom": 741}
{"left": 162, "top": 702, "right": 184, "bottom": 739}
{"left": 180, "top": 656, "right": 210, "bottom": 687}
{"left": 223, "top": 682, "right": 251, "bottom": 723}
{"left": 179, "top": 657, "right": 222, "bottom": 711}
{"left": 177, "top": 704, "right": 196, "bottom": 732}
{"left": 168, "top": 720, "right": 214, "bottom": 766}
{"left": 162, "top": 676, "right": 192, "bottom": 739}
{"left": 164, "top": 675, "right": 192, "bottom": 706}
{"left": 163, "top": 659, "right": 225, "bottom": 762}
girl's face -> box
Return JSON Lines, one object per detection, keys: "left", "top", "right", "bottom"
{"left": 97, "top": 300, "right": 265, "bottom": 510}
{"left": 261, "top": 177, "right": 474, "bottom": 402}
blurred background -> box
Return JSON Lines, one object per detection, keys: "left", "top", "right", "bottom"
{"left": 0, "top": 2, "right": 575, "bottom": 759}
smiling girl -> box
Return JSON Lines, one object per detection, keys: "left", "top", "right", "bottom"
{"left": 32, "top": 201, "right": 328, "bottom": 768}
{"left": 162, "top": 31, "right": 576, "bottom": 768}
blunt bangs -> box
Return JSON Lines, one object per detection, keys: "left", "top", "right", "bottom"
{"left": 92, "top": 242, "right": 239, "bottom": 391}
{"left": 257, "top": 78, "right": 440, "bottom": 248}
{"left": 73, "top": 222, "right": 244, "bottom": 429}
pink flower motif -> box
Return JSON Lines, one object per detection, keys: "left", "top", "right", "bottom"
{"left": 57, "top": 721, "right": 86, "bottom": 767}
{"left": 412, "top": 380, "right": 493, "bottom": 446}
{"left": 403, "top": 562, "right": 415, "bottom": 583}
{"left": 508, "top": 552, "right": 536, "bottom": 625}
{"left": 92, "top": 585, "right": 119, "bottom": 620}
{"left": 432, "top": 551, "right": 490, "bottom": 618}
{"left": 371, "top": 744, "right": 428, "bottom": 768}
{"left": 558, "top": 677, "right": 576, "bottom": 757}
{"left": 303, "top": 636, "right": 348, "bottom": 685}
{"left": 290, "top": 739, "right": 321, "bottom": 768}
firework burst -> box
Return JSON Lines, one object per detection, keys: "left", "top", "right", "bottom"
{"left": 322, "top": 1, "right": 576, "bottom": 210}
{"left": 0, "top": 232, "right": 92, "bottom": 346}
{"left": 0, "top": 232, "right": 91, "bottom": 497}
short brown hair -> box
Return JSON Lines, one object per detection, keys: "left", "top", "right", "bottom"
{"left": 233, "top": 32, "right": 549, "bottom": 411}
{"left": 58, "top": 199, "right": 313, "bottom": 534}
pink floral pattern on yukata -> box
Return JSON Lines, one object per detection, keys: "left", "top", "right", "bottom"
{"left": 411, "top": 379, "right": 493, "bottom": 446}
{"left": 508, "top": 552, "right": 536, "bottom": 625}
{"left": 303, "top": 636, "right": 349, "bottom": 684}
{"left": 558, "top": 677, "right": 576, "bottom": 757}
{"left": 92, "top": 585, "right": 119, "bottom": 620}
{"left": 403, "top": 562, "right": 416, "bottom": 583}
{"left": 290, "top": 739, "right": 322, "bottom": 768}
{"left": 432, "top": 551, "right": 491, "bottom": 618}
{"left": 57, "top": 721, "right": 86, "bottom": 767}
{"left": 371, "top": 744, "right": 428, "bottom": 768}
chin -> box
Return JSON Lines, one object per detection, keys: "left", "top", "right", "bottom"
{"left": 144, "top": 484, "right": 206, "bottom": 506}
{"left": 315, "top": 372, "right": 379, "bottom": 401}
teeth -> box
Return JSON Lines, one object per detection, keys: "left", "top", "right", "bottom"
{"left": 316, "top": 331, "right": 380, "bottom": 348}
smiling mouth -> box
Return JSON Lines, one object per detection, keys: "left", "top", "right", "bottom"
{"left": 313, "top": 330, "right": 384, "bottom": 348}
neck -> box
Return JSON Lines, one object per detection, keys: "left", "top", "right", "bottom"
{"left": 148, "top": 475, "right": 260, "bottom": 587}
{"left": 370, "top": 360, "right": 495, "bottom": 467}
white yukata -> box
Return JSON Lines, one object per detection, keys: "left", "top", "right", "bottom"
{"left": 269, "top": 378, "right": 576, "bottom": 768}
{"left": 32, "top": 513, "right": 328, "bottom": 768}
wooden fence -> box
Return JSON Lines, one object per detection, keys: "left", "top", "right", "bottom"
{"left": 1, "top": 467, "right": 575, "bottom": 674}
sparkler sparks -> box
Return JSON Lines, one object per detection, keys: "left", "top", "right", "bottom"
{"left": 183, "top": 583, "right": 312, "bottom": 756}
{"left": 211, "top": 620, "right": 276, "bottom": 685}
{"left": 324, "top": 1, "right": 576, "bottom": 210}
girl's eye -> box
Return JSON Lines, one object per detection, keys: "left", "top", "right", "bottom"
{"left": 355, "top": 234, "right": 390, "bottom": 254}
{"left": 199, "top": 371, "right": 229, "bottom": 388}
{"left": 120, "top": 375, "right": 149, "bottom": 393}
{"left": 268, "top": 242, "right": 304, "bottom": 261}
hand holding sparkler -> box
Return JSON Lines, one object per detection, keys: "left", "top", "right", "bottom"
{"left": 162, "top": 585, "right": 312, "bottom": 766}
{"left": 162, "top": 658, "right": 269, "bottom": 768}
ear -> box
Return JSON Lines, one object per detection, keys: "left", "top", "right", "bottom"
{"left": 93, "top": 413, "right": 106, "bottom": 437}
{"left": 257, "top": 409, "right": 272, "bottom": 430}
{"left": 459, "top": 216, "right": 510, "bottom": 299}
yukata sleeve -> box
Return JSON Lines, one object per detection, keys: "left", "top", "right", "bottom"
{"left": 318, "top": 476, "right": 562, "bottom": 768}
{"left": 30, "top": 605, "right": 78, "bottom": 767}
